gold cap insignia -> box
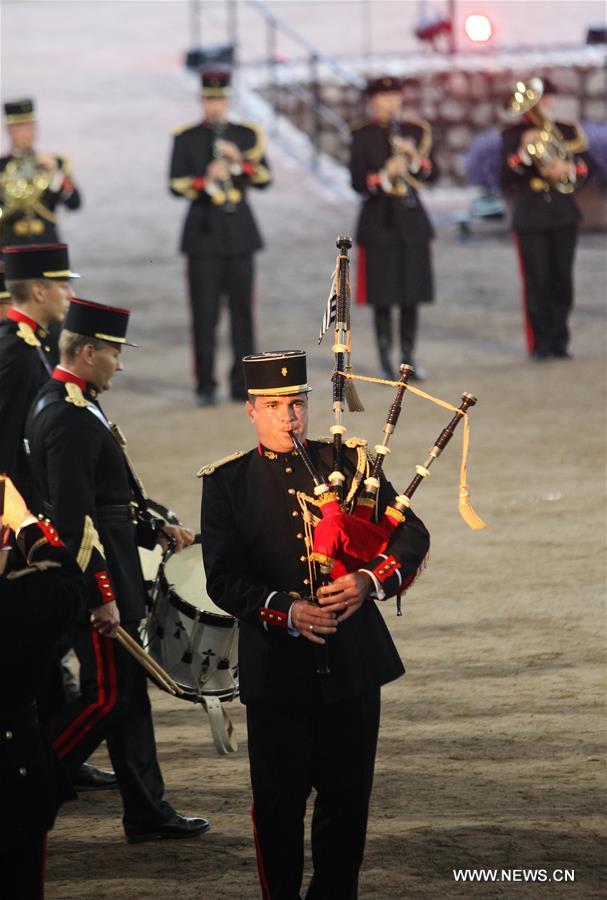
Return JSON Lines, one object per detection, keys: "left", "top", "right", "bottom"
{"left": 281, "top": 367, "right": 288, "bottom": 376}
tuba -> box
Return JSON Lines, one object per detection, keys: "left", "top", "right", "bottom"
{"left": 0, "top": 152, "right": 52, "bottom": 228}
{"left": 503, "top": 77, "right": 581, "bottom": 194}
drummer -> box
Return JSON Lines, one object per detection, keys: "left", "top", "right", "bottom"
{"left": 24, "top": 297, "right": 211, "bottom": 844}
{"left": 199, "top": 350, "right": 430, "bottom": 899}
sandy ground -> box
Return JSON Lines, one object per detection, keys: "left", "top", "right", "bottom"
{"left": 2, "top": 3, "right": 606, "bottom": 898}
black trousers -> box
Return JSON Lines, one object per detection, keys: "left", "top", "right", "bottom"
{"left": 187, "top": 254, "right": 255, "bottom": 396}
{"left": 374, "top": 306, "right": 419, "bottom": 372}
{"left": 0, "top": 829, "right": 47, "bottom": 899}
{"left": 48, "top": 621, "right": 173, "bottom": 836}
{"left": 515, "top": 226, "right": 578, "bottom": 355}
{"left": 247, "top": 688, "right": 381, "bottom": 900}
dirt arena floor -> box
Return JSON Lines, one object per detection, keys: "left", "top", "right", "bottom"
{"left": 43, "top": 191, "right": 606, "bottom": 900}
{"left": 3, "top": 4, "right": 605, "bottom": 898}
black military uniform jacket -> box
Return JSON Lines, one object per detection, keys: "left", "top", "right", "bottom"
{"left": 25, "top": 371, "right": 157, "bottom": 622}
{"left": 500, "top": 120, "right": 589, "bottom": 232}
{"left": 1, "top": 519, "right": 85, "bottom": 833}
{"left": 0, "top": 308, "right": 53, "bottom": 503}
{"left": 350, "top": 118, "right": 439, "bottom": 247}
{"left": 200, "top": 440, "right": 430, "bottom": 706}
{"left": 0, "top": 152, "right": 81, "bottom": 244}
{"left": 169, "top": 120, "right": 271, "bottom": 257}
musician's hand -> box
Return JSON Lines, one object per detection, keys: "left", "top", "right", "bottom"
{"left": 317, "top": 572, "right": 373, "bottom": 624}
{"left": 206, "top": 159, "right": 230, "bottom": 182}
{"left": 91, "top": 600, "right": 120, "bottom": 638}
{"left": 290, "top": 599, "right": 338, "bottom": 645}
{"left": 1, "top": 476, "right": 35, "bottom": 535}
{"left": 537, "top": 158, "right": 573, "bottom": 182}
{"left": 157, "top": 524, "right": 195, "bottom": 553}
{"left": 215, "top": 139, "right": 242, "bottom": 163}
{"left": 385, "top": 155, "right": 407, "bottom": 180}
{"left": 36, "top": 152, "right": 57, "bottom": 172}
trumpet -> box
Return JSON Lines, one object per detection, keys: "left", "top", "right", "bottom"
{"left": 209, "top": 122, "right": 242, "bottom": 212}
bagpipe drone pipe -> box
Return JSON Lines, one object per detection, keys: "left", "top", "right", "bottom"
{"left": 305, "top": 236, "right": 487, "bottom": 673}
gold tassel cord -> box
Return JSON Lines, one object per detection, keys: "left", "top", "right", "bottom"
{"left": 336, "top": 371, "right": 487, "bottom": 530}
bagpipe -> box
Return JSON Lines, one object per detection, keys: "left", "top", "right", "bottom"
{"left": 302, "top": 235, "right": 486, "bottom": 674}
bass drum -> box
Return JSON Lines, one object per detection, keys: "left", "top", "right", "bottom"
{"left": 142, "top": 535, "right": 239, "bottom": 754}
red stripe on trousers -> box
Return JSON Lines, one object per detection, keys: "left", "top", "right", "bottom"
{"left": 53, "top": 629, "right": 117, "bottom": 758}
{"left": 512, "top": 231, "right": 535, "bottom": 353}
{"left": 356, "top": 245, "right": 368, "bottom": 305}
{"left": 251, "top": 803, "right": 272, "bottom": 900}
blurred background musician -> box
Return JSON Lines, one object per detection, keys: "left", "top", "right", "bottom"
{"left": 350, "top": 75, "right": 439, "bottom": 382}
{"left": 501, "top": 77, "right": 590, "bottom": 360}
{"left": 169, "top": 69, "right": 272, "bottom": 407}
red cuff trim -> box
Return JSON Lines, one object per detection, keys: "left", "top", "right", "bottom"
{"left": 507, "top": 152, "right": 522, "bottom": 170}
{"left": 258, "top": 607, "right": 288, "bottom": 629}
{"left": 192, "top": 176, "right": 206, "bottom": 191}
{"left": 242, "top": 160, "right": 254, "bottom": 177}
{"left": 34, "top": 519, "right": 64, "bottom": 548}
{"left": 61, "top": 177, "right": 75, "bottom": 194}
{"left": 576, "top": 161, "right": 588, "bottom": 175}
{"left": 366, "top": 172, "right": 381, "bottom": 188}
{"left": 373, "top": 554, "right": 400, "bottom": 584}
{"left": 94, "top": 570, "right": 116, "bottom": 604}
{"left": 420, "top": 158, "right": 432, "bottom": 171}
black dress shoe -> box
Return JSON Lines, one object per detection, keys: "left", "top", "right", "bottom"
{"left": 196, "top": 390, "right": 216, "bottom": 407}
{"left": 126, "top": 813, "right": 211, "bottom": 844}
{"left": 72, "top": 762, "right": 117, "bottom": 790}
{"left": 409, "top": 363, "right": 427, "bottom": 382}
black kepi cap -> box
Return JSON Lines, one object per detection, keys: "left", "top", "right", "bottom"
{"left": 365, "top": 76, "right": 402, "bottom": 96}
{"left": 3, "top": 243, "right": 80, "bottom": 280}
{"left": 201, "top": 69, "right": 232, "bottom": 97}
{"left": 64, "top": 298, "right": 137, "bottom": 347}
{"left": 243, "top": 351, "right": 311, "bottom": 397}
{"left": 3, "top": 98, "right": 35, "bottom": 124}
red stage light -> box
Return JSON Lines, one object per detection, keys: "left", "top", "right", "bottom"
{"left": 464, "top": 13, "right": 493, "bottom": 43}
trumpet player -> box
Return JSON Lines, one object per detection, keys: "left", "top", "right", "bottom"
{"left": 350, "top": 76, "right": 439, "bottom": 382}
{"left": 0, "top": 99, "right": 82, "bottom": 245}
{"left": 501, "top": 77, "right": 589, "bottom": 360}
{"left": 169, "top": 70, "right": 272, "bottom": 407}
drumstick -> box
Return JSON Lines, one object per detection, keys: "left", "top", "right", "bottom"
{"left": 116, "top": 627, "right": 182, "bottom": 692}
{"left": 115, "top": 626, "right": 184, "bottom": 696}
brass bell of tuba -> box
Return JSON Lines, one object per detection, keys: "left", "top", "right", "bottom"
{"left": 0, "top": 152, "right": 52, "bottom": 227}
{"left": 503, "top": 77, "right": 579, "bottom": 194}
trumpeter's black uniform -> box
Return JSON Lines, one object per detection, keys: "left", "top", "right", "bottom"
{"left": 0, "top": 515, "right": 85, "bottom": 899}
{"left": 1, "top": 100, "right": 82, "bottom": 245}
{"left": 0, "top": 243, "right": 77, "bottom": 506}
{"left": 200, "top": 351, "right": 430, "bottom": 900}
{"left": 169, "top": 70, "right": 271, "bottom": 403}
{"left": 350, "top": 78, "right": 438, "bottom": 377}
{"left": 501, "top": 105, "right": 589, "bottom": 358}
{"left": 24, "top": 300, "right": 178, "bottom": 840}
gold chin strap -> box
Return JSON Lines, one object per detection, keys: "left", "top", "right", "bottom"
{"left": 337, "top": 371, "right": 487, "bottom": 530}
